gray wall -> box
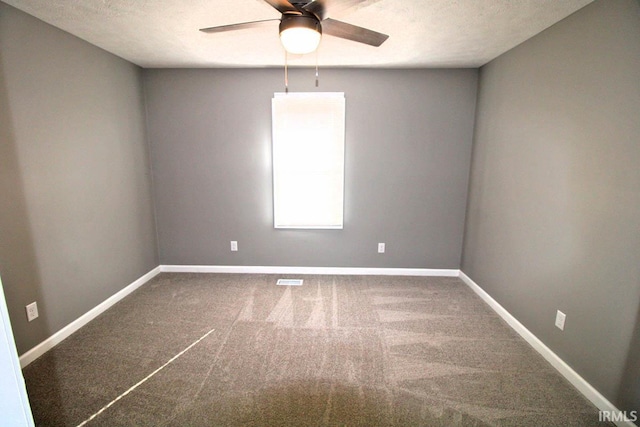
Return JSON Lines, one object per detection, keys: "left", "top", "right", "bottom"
{"left": 462, "top": 0, "right": 640, "bottom": 412}
{"left": 0, "top": 3, "right": 158, "bottom": 354}
{"left": 144, "top": 68, "right": 477, "bottom": 269}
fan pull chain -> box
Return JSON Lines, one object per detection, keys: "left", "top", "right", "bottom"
{"left": 284, "top": 50, "right": 289, "bottom": 93}
{"left": 315, "top": 50, "right": 319, "bottom": 87}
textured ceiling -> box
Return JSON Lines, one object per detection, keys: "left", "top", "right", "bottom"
{"left": 3, "top": 0, "right": 593, "bottom": 68}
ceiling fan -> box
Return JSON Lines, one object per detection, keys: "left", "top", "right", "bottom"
{"left": 199, "top": 0, "right": 389, "bottom": 55}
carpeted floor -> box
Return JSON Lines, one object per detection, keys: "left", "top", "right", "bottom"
{"left": 22, "top": 273, "right": 607, "bottom": 426}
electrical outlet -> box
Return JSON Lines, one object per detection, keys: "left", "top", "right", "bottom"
{"left": 377, "top": 243, "right": 385, "bottom": 253}
{"left": 555, "top": 310, "right": 566, "bottom": 331}
{"left": 26, "top": 302, "right": 38, "bottom": 322}
{"left": 230, "top": 241, "right": 238, "bottom": 252}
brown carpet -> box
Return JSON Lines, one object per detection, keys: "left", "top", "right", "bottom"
{"left": 22, "top": 273, "right": 607, "bottom": 426}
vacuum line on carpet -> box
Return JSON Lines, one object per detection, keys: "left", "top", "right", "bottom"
{"left": 164, "top": 289, "right": 260, "bottom": 425}
{"left": 76, "top": 328, "right": 217, "bottom": 427}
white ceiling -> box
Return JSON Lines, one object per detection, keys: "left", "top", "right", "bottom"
{"left": 3, "top": 0, "right": 593, "bottom": 68}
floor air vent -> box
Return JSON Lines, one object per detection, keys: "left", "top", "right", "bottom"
{"left": 276, "top": 279, "right": 304, "bottom": 286}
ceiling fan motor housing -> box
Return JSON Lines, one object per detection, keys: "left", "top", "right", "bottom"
{"left": 279, "top": 14, "right": 322, "bottom": 36}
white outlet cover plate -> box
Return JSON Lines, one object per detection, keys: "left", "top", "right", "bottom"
{"left": 26, "top": 302, "right": 38, "bottom": 322}
{"left": 378, "top": 243, "right": 385, "bottom": 253}
{"left": 555, "top": 310, "right": 566, "bottom": 330}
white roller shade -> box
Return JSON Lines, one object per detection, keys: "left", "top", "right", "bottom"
{"left": 272, "top": 92, "right": 345, "bottom": 229}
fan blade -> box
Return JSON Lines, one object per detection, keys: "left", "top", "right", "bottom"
{"left": 199, "top": 19, "right": 279, "bottom": 34}
{"left": 303, "top": 0, "right": 369, "bottom": 21}
{"left": 263, "top": 0, "right": 299, "bottom": 14}
{"left": 322, "top": 18, "right": 388, "bottom": 47}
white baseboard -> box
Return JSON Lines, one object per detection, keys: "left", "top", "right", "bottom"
{"left": 459, "top": 271, "right": 635, "bottom": 427}
{"left": 160, "top": 265, "right": 460, "bottom": 277}
{"left": 19, "top": 266, "right": 161, "bottom": 368}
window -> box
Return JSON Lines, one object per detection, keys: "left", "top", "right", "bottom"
{"left": 272, "top": 92, "right": 345, "bottom": 229}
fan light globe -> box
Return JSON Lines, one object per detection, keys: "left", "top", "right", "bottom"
{"left": 280, "top": 27, "right": 321, "bottom": 54}
{"left": 279, "top": 15, "right": 322, "bottom": 55}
